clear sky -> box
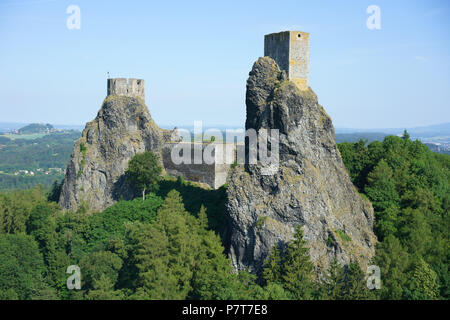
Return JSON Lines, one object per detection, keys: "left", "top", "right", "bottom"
{"left": 1, "top": 0, "right": 449, "bottom": 129}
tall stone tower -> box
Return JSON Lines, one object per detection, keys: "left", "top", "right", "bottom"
{"left": 264, "top": 31, "right": 310, "bottom": 90}
{"left": 107, "top": 78, "right": 145, "bottom": 102}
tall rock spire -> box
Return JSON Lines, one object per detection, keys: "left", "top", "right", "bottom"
{"left": 59, "top": 94, "right": 174, "bottom": 212}
{"left": 226, "top": 57, "right": 377, "bottom": 274}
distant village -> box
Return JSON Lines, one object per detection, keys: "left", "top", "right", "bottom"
{"left": 5, "top": 128, "right": 65, "bottom": 135}
{"left": 2, "top": 123, "right": 65, "bottom": 136}
{"left": 0, "top": 123, "right": 81, "bottom": 190}
{"left": 13, "top": 167, "right": 66, "bottom": 177}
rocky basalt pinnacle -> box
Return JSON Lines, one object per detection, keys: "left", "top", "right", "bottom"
{"left": 59, "top": 95, "right": 175, "bottom": 212}
{"left": 226, "top": 57, "right": 377, "bottom": 275}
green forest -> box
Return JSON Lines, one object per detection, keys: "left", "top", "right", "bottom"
{"left": 17, "top": 123, "right": 54, "bottom": 134}
{"left": 0, "top": 131, "right": 80, "bottom": 190}
{"left": 0, "top": 133, "right": 448, "bottom": 300}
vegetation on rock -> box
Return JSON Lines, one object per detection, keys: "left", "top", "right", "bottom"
{"left": 125, "top": 152, "right": 162, "bottom": 200}
{"left": 0, "top": 133, "right": 447, "bottom": 300}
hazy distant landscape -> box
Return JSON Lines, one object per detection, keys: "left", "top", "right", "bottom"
{"left": 0, "top": 121, "right": 448, "bottom": 191}
{"left": 0, "top": 123, "right": 81, "bottom": 190}
{"left": 334, "top": 123, "right": 450, "bottom": 154}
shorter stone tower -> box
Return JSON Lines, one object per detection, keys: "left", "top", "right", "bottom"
{"left": 264, "top": 31, "right": 310, "bottom": 90}
{"left": 107, "top": 78, "right": 145, "bottom": 102}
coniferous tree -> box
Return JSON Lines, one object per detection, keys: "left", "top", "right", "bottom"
{"left": 339, "top": 262, "right": 371, "bottom": 300}
{"left": 282, "top": 226, "right": 315, "bottom": 299}
{"left": 406, "top": 258, "right": 440, "bottom": 300}
{"left": 263, "top": 245, "right": 283, "bottom": 285}
{"left": 320, "top": 258, "right": 345, "bottom": 299}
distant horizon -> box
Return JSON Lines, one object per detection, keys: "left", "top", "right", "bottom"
{"left": 1, "top": 120, "right": 449, "bottom": 132}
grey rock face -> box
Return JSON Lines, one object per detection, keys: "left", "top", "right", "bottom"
{"left": 59, "top": 95, "right": 174, "bottom": 212}
{"left": 226, "top": 57, "right": 377, "bottom": 274}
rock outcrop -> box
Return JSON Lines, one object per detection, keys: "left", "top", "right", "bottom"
{"left": 226, "top": 57, "right": 377, "bottom": 274}
{"left": 59, "top": 95, "right": 175, "bottom": 212}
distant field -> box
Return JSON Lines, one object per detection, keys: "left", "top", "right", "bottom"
{"left": 0, "top": 133, "right": 48, "bottom": 140}
{"left": 0, "top": 172, "right": 66, "bottom": 190}
{"left": 0, "top": 130, "right": 81, "bottom": 190}
{"left": 0, "top": 127, "right": 448, "bottom": 191}
{"left": 335, "top": 132, "right": 387, "bottom": 143}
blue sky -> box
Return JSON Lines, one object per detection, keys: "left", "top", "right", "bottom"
{"left": 0, "top": 0, "right": 449, "bottom": 129}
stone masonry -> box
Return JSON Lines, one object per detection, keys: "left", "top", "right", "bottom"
{"left": 264, "top": 31, "right": 310, "bottom": 90}
{"left": 107, "top": 78, "right": 145, "bottom": 102}
{"left": 162, "top": 142, "right": 244, "bottom": 189}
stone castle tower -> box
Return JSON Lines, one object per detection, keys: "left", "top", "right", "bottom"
{"left": 264, "top": 31, "right": 310, "bottom": 90}
{"left": 107, "top": 78, "right": 145, "bottom": 102}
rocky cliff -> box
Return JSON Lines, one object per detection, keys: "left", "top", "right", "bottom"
{"left": 226, "top": 57, "right": 377, "bottom": 274}
{"left": 59, "top": 95, "right": 174, "bottom": 212}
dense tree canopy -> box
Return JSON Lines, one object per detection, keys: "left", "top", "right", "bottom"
{"left": 338, "top": 134, "right": 449, "bottom": 299}
{"left": 0, "top": 134, "right": 448, "bottom": 300}
{"left": 0, "top": 131, "right": 80, "bottom": 190}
